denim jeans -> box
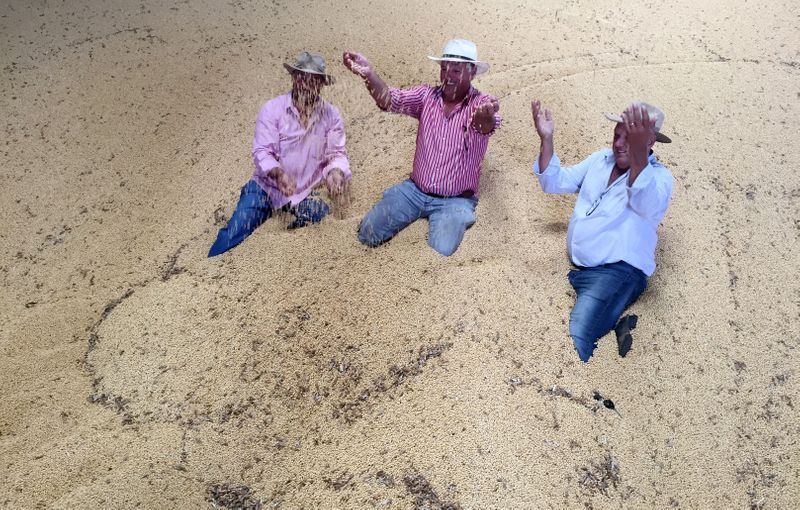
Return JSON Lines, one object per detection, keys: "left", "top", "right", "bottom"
{"left": 358, "top": 179, "right": 478, "bottom": 256}
{"left": 567, "top": 261, "right": 648, "bottom": 362}
{"left": 208, "top": 180, "right": 329, "bottom": 257}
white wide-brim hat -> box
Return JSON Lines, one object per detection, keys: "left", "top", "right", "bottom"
{"left": 427, "top": 38, "right": 489, "bottom": 75}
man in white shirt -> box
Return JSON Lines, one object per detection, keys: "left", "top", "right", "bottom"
{"left": 531, "top": 100, "right": 674, "bottom": 362}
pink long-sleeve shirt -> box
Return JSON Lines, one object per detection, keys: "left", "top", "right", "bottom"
{"left": 251, "top": 93, "right": 351, "bottom": 208}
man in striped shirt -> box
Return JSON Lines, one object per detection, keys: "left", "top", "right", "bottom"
{"left": 343, "top": 39, "right": 500, "bottom": 256}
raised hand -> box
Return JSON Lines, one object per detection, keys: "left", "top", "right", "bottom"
{"left": 531, "top": 100, "right": 555, "bottom": 170}
{"left": 342, "top": 51, "right": 373, "bottom": 78}
{"left": 620, "top": 102, "right": 656, "bottom": 173}
{"left": 531, "top": 100, "right": 554, "bottom": 140}
{"left": 343, "top": 51, "right": 391, "bottom": 110}
{"left": 471, "top": 98, "right": 499, "bottom": 133}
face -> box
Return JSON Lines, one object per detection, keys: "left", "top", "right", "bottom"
{"left": 291, "top": 71, "right": 325, "bottom": 102}
{"left": 611, "top": 123, "right": 656, "bottom": 169}
{"left": 439, "top": 61, "right": 476, "bottom": 101}
{"left": 612, "top": 123, "right": 631, "bottom": 169}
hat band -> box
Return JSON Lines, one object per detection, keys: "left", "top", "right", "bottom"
{"left": 441, "top": 53, "right": 476, "bottom": 63}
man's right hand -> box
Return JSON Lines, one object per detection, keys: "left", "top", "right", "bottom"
{"left": 531, "top": 100, "right": 555, "bottom": 171}
{"left": 531, "top": 100, "right": 555, "bottom": 141}
{"left": 343, "top": 51, "right": 391, "bottom": 110}
{"left": 343, "top": 52, "right": 373, "bottom": 79}
{"left": 268, "top": 167, "right": 296, "bottom": 196}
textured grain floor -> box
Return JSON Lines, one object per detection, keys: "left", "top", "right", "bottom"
{"left": 1, "top": 0, "right": 798, "bottom": 508}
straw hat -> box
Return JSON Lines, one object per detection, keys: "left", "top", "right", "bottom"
{"left": 427, "top": 39, "right": 489, "bottom": 75}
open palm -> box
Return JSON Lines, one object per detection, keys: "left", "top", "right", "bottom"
{"left": 531, "top": 100, "right": 555, "bottom": 140}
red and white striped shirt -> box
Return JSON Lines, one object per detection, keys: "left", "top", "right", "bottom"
{"left": 388, "top": 84, "right": 500, "bottom": 197}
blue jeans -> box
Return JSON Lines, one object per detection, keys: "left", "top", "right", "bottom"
{"left": 567, "top": 261, "right": 647, "bottom": 362}
{"left": 358, "top": 180, "right": 478, "bottom": 256}
{"left": 208, "top": 180, "right": 329, "bottom": 257}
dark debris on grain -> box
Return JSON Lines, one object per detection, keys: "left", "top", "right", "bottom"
{"left": 403, "top": 473, "right": 462, "bottom": 510}
{"left": 207, "top": 483, "right": 263, "bottom": 510}
{"left": 578, "top": 453, "right": 621, "bottom": 496}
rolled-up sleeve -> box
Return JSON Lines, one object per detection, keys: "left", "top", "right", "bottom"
{"left": 251, "top": 103, "right": 281, "bottom": 180}
{"left": 322, "top": 107, "right": 351, "bottom": 180}
{"left": 489, "top": 110, "right": 501, "bottom": 135}
{"left": 388, "top": 85, "right": 429, "bottom": 118}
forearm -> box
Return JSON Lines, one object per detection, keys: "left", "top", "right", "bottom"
{"left": 538, "top": 136, "right": 554, "bottom": 171}
{"left": 627, "top": 153, "right": 649, "bottom": 186}
{"left": 252, "top": 111, "right": 280, "bottom": 177}
{"left": 364, "top": 70, "right": 391, "bottom": 110}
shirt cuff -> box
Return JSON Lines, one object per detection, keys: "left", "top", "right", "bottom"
{"left": 533, "top": 153, "right": 560, "bottom": 175}
{"left": 387, "top": 87, "right": 402, "bottom": 113}
{"left": 481, "top": 112, "right": 501, "bottom": 136}
{"left": 323, "top": 160, "right": 352, "bottom": 180}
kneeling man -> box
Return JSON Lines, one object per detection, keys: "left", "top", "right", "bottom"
{"left": 209, "top": 51, "right": 351, "bottom": 256}
{"left": 531, "top": 100, "right": 674, "bottom": 362}
{"left": 343, "top": 39, "right": 500, "bottom": 256}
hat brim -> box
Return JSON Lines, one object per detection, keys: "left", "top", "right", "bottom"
{"left": 604, "top": 112, "right": 672, "bottom": 143}
{"left": 654, "top": 132, "right": 671, "bottom": 143}
{"left": 283, "top": 63, "right": 335, "bottom": 85}
{"left": 427, "top": 56, "right": 489, "bottom": 75}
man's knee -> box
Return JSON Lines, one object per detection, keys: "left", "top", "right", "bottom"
{"left": 571, "top": 336, "right": 595, "bottom": 363}
{"left": 358, "top": 222, "right": 380, "bottom": 247}
{"left": 428, "top": 205, "right": 474, "bottom": 256}
{"left": 358, "top": 215, "right": 386, "bottom": 247}
{"left": 568, "top": 298, "right": 601, "bottom": 362}
{"left": 428, "top": 236, "right": 460, "bottom": 256}
{"left": 289, "top": 197, "right": 329, "bottom": 229}
{"left": 569, "top": 323, "right": 596, "bottom": 362}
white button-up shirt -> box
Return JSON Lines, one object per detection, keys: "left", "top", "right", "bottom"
{"left": 533, "top": 149, "right": 674, "bottom": 276}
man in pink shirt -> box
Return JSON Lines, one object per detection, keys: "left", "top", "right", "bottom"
{"left": 208, "top": 51, "right": 351, "bottom": 256}
{"left": 343, "top": 39, "right": 500, "bottom": 256}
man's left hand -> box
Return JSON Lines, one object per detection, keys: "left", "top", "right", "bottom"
{"left": 325, "top": 168, "right": 345, "bottom": 196}
{"left": 471, "top": 99, "right": 499, "bottom": 134}
{"left": 325, "top": 168, "right": 349, "bottom": 218}
{"left": 621, "top": 102, "right": 656, "bottom": 175}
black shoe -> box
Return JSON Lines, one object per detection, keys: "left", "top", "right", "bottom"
{"left": 615, "top": 314, "right": 638, "bottom": 357}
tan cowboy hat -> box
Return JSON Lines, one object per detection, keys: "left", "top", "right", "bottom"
{"left": 427, "top": 39, "right": 490, "bottom": 75}
{"left": 283, "top": 51, "right": 335, "bottom": 85}
{"left": 604, "top": 102, "right": 672, "bottom": 143}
